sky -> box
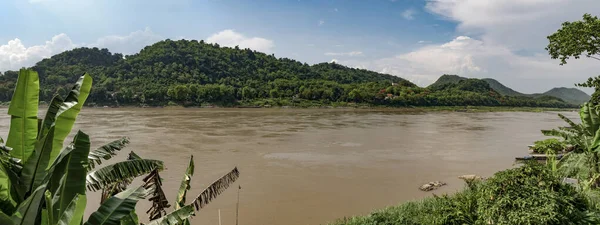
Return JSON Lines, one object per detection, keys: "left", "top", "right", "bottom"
{"left": 1, "top": 0, "right": 600, "bottom": 93}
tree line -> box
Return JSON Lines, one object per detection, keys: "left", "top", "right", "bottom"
{"left": 0, "top": 39, "right": 575, "bottom": 108}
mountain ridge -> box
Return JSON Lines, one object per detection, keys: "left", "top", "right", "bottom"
{"left": 430, "top": 74, "right": 590, "bottom": 105}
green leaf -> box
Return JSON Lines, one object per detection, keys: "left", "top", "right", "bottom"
{"left": 6, "top": 69, "right": 39, "bottom": 163}
{"left": 48, "top": 131, "right": 90, "bottom": 224}
{"left": 84, "top": 185, "right": 149, "bottom": 225}
{"left": 119, "top": 211, "right": 139, "bottom": 225}
{"left": 145, "top": 205, "right": 195, "bottom": 225}
{"left": 55, "top": 194, "right": 83, "bottom": 225}
{"left": 0, "top": 210, "right": 13, "bottom": 225}
{"left": 11, "top": 184, "right": 46, "bottom": 225}
{"left": 580, "top": 102, "right": 600, "bottom": 136}
{"left": 175, "top": 156, "right": 194, "bottom": 209}
{"left": 0, "top": 162, "right": 18, "bottom": 214}
{"left": 50, "top": 73, "right": 92, "bottom": 167}
{"left": 44, "top": 191, "right": 53, "bottom": 225}
{"left": 87, "top": 137, "right": 130, "bottom": 170}
{"left": 86, "top": 159, "right": 163, "bottom": 192}
{"left": 126, "top": 152, "right": 141, "bottom": 160}
{"left": 21, "top": 127, "right": 55, "bottom": 195}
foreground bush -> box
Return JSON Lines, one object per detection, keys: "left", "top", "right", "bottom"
{"left": 531, "top": 138, "right": 566, "bottom": 154}
{"left": 331, "top": 163, "right": 597, "bottom": 225}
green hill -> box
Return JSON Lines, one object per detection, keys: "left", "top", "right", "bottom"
{"left": 430, "top": 74, "right": 589, "bottom": 105}
{"left": 0, "top": 40, "right": 577, "bottom": 108}
{"left": 542, "top": 87, "right": 590, "bottom": 105}
{"left": 429, "top": 74, "right": 467, "bottom": 87}
{"left": 481, "top": 78, "right": 527, "bottom": 97}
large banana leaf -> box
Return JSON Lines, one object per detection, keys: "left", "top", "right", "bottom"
{"left": 0, "top": 210, "right": 13, "bottom": 225}
{"left": 84, "top": 185, "right": 149, "bottom": 225}
{"left": 10, "top": 184, "right": 46, "bottom": 225}
{"left": 99, "top": 152, "right": 144, "bottom": 204}
{"left": 188, "top": 167, "right": 239, "bottom": 211}
{"left": 86, "top": 159, "right": 164, "bottom": 192}
{"left": 119, "top": 211, "right": 139, "bottom": 225}
{"left": 146, "top": 205, "right": 195, "bottom": 225}
{"left": 0, "top": 164, "right": 17, "bottom": 213}
{"left": 175, "top": 156, "right": 194, "bottom": 209}
{"left": 54, "top": 194, "right": 81, "bottom": 225}
{"left": 50, "top": 74, "right": 92, "bottom": 166}
{"left": 581, "top": 102, "right": 600, "bottom": 136}
{"left": 48, "top": 132, "right": 90, "bottom": 225}
{"left": 21, "top": 127, "right": 55, "bottom": 195}
{"left": 7, "top": 69, "right": 39, "bottom": 163}
{"left": 87, "top": 137, "right": 130, "bottom": 170}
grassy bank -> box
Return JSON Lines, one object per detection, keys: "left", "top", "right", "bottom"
{"left": 329, "top": 162, "right": 599, "bottom": 225}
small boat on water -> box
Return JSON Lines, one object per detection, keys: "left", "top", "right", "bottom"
{"left": 515, "top": 154, "right": 564, "bottom": 161}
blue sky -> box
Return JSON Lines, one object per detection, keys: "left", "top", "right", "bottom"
{"left": 1, "top": 0, "right": 600, "bottom": 93}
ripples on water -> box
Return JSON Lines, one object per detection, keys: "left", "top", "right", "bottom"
{"left": 0, "top": 108, "right": 579, "bottom": 225}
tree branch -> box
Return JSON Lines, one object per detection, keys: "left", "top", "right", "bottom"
{"left": 586, "top": 55, "right": 600, "bottom": 61}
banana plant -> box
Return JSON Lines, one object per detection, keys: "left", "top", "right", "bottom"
{"left": 1, "top": 69, "right": 241, "bottom": 225}
{"left": 0, "top": 69, "right": 163, "bottom": 225}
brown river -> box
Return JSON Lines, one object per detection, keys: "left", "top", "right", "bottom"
{"left": 0, "top": 108, "right": 578, "bottom": 225}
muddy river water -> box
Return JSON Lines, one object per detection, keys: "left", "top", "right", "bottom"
{"left": 0, "top": 108, "right": 577, "bottom": 225}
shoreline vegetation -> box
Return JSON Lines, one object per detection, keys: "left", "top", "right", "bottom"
{"left": 0, "top": 101, "right": 577, "bottom": 113}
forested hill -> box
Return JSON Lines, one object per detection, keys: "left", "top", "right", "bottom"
{"left": 0, "top": 39, "right": 577, "bottom": 108}
{"left": 430, "top": 74, "right": 590, "bottom": 105}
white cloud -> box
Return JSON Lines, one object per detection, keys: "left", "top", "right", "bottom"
{"left": 206, "top": 29, "right": 274, "bottom": 53}
{"left": 334, "top": 1, "right": 600, "bottom": 93}
{"left": 425, "top": 0, "right": 600, "bottom": 51}
{"left": 330, "top": 59, "right": 338, "bottom": 63}
{"left": 402, "top": 9, "right": 416, "bottom": 20}
{"left": 0, "top": 28, "right": 164, "bottom": 71}
{"left": 318, "top": 20, "right": 325, "bottom": 26}
{"left": 324, "top": 51, "right": 363, "bottom": 57}
{"left": 91, "top": 27, "right": 162, "bottom": 54}
{"left": 338, "top": 35, "right": 600, "bottom": 93}
{"left": 0, "top": 34, "right": 76, "bottom": 71}
{"left": 417, "top": 40, "right": 430, "bottom": 44}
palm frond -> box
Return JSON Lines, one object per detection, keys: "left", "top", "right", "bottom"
{"left": 189, "top": 167, "right": 239, "bottom": 211}
{"left": 87, "top": 137, "right": 130, "bottom": 170}
{"left": 175, "top": 156, "right": 194, "bottom": 209}
{"left": 127, "top": 151, "right": 142, "bottom": 160}
{"left": 143, "top": 169, "right": 170, "bottom": 220}
{"left": 100, "top": 179, "right": 132, "bottom": 204}
{"left": 559, "top": 113, "right": 581, "bottom": 131}
{"left": 86, "top": 159, "right": 164, "bottom": 191}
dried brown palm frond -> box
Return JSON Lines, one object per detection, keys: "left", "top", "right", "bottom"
{"left": 143, "top": 169, "right": 171, "bottom": 220}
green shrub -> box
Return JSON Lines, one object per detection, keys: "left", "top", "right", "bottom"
{"left": 330, "top": 163, "right": 598, "bottom": 225}
{"left": 477, "top": 162, "right": 591, "bottom": 224}
{"left": 532, "top": 138, "right": 566, "bottom": 154}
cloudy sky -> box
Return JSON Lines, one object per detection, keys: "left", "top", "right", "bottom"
{"left": 1, "top": 0, "right": 600, "bottom": 93}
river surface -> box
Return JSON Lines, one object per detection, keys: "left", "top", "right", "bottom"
{"left": 0, "top": 108, "right": 578, "bottom": 225}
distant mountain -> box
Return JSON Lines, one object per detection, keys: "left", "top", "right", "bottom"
{"left": 429, "top": 74, "right": 467, "bottom": 87}
{"left": 481, "top": 78, "right": 526, "bottom": 97}
{"left": 430, "top": 75, "right": 590, "bottom": 105}
{"left": 542, "top": 87, "right": 590, "bottom": 105}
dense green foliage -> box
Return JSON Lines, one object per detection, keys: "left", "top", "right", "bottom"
{"left": 0, "top": 40, "right": 578, "bottom": 108}
{"left": 547, "top": 13, "right": 600, "bottom": 103}
{"left": 331, "top": 163, "right": 596, "bottom": 225}
{"left": 531, "top": 138, "right": 567, "bottom": 154}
